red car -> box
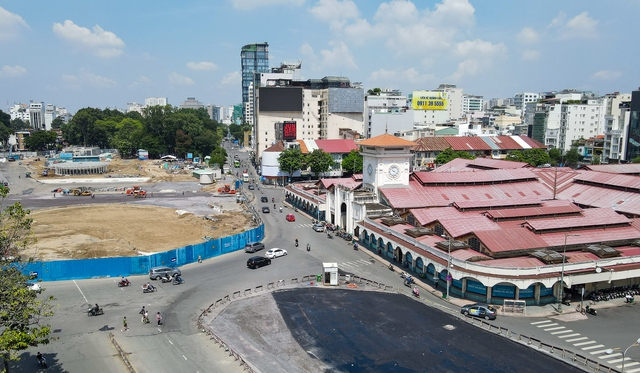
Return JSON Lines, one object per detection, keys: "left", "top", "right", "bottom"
{"left": 286, "top": 214, "right": 295, "bottom": 222}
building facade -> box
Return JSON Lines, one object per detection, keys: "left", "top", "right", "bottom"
{"left": 241, "top": 42, "right": 270, "bottom": 124}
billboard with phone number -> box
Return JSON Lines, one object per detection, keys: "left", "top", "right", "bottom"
{"left": 412, "top": 90, "right": 448, "bottom": 110}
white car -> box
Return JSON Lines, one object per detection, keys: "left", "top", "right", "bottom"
{"left": 27, "top": 282, "right": 42, "bottom": 292}
{"left": 265, "top": 248, "right": 287, "bottom": 259}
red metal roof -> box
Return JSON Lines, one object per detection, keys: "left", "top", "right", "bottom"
{"left": 453, "top": 198, "right": 541, "bottom": 210}
{"left": 573, "top": 171, "right": 640, "bottom": 190}
{"left": 413, "top": 168, "right": 537, "bottom": 185}
{"left": 314, "top": 139, "right": 358, "bottom": 154}
{"left": 320, "top": 177, "right": 361, "bottom": 191}
{"left": 475, "top": 227, "right": 549, "bottom": 252}
{"left": 439, "top": 216, "right": 501, "bottom": 237}
{"left": 413, "top": 137, "right": 451, "bottom": 151}
{"left": 479, "top": 257, "right": 545, "bottom": 268}
{"left": 556, "top": 182, "right": 640, "bottom": 216}
{"left": 540, "top": 226, "right": 640, "bottom": 247}
{"left": 445, "top": 136, "right": 493, "bottom": 151}
{"left": 581, "top": 164, "right": 640, "bottom": 174}
{"left": 485, "top": 201, "right": 582, "bottom": 220}
{"left": 409, "top": 206, "right": 464, "bottom": 226}
{"left": 516, "top": 135, "right": 546, "bottom": 148}
{"left": 485, "top": 136, "right": 522, "bottom": 150}
{"left": 523, "top": 208, "right": 630, "bottom": 232}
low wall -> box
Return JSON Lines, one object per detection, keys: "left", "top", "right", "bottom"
{"left": 24, "top": 224, "right": 264, "bottom": 281}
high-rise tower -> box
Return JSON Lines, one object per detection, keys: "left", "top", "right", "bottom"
{"left": 241, "top": 42, "right": 270, "bottom": 124}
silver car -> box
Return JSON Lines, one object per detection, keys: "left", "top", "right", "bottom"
{"left": 149, "top": 266, "right": 181, "bottom": 280}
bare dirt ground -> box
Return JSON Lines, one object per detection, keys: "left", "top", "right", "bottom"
{"left": 27, "top": 156, "right": 198, "bottom": 182}
{"left": 30, "top": 204, "right": 250, "bottom": 261}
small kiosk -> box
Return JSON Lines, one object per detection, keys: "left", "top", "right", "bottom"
{"left": 322, "top": 263, "right": 339, "bottom": 286}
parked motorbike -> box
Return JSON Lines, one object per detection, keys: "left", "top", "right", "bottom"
{"left": 87, "top": 306, "right": 104, "bottom": 317}
{"left": 388, "top": 264, "right": 394, "bottom": 271}
{"left": 585, "top": 305, "right": 597, "bottom": 316}
{"left": 172, "top": 276, "right": 184, "bottom": 285}
{"left": 161, "top": 275, "right": 174, "bottom": 283}
{"left": 117, "top": 278, "right": 131, "bottom": 287}
{"left": 142, "top": 285, "right": 156, "bottom": 293}
{"left": 327, "top": 233, "right": 333, "bottom": 239}
{"left": 625, "top": 295, "right": 635, "bottom": 304}
{"left": 561, "top": 299, "right": 571, "bottom": 307}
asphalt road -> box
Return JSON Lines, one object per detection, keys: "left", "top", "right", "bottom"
{"left": 5, "top": 149, "right": 640, "bottom": 372}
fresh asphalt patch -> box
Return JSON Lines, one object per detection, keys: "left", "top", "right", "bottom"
{"left": 212, "top": 287, "right": 585, "bottom": 373}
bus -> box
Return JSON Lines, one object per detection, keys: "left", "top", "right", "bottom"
{"left": 243, "top": 173, "right": 249, "bottom": 182}
{"left": 234, "top": 160, "right": 240, "bottom": 168}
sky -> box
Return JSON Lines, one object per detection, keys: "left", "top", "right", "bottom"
{"left": 1, "top": 0, "right": 639, "bottom": 114}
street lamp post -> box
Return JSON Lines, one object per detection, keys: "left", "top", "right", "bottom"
{"left": 605, "top": 338, "right": 640, "bottom": 372}
{"left": 558, "top": 233, "right": 580, "bottom": 313}
{"left": 440, "top": 234, "right": 452, "bottom": 299}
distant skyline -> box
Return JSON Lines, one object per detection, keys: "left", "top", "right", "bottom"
{"left": 1, "top": 0, "right": 638, "bottom": 114}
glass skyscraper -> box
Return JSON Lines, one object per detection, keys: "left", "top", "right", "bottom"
{"left": 241, "top": 42, "right": 270, "bottom": 122}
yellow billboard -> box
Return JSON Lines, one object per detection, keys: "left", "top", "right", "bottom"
{"left": 412, "top": 90, "right": 449, "bottom": 110}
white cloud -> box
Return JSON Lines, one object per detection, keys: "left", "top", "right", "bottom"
{"left": 549, "top": 11, "right": 599, "bottom": 40}
{"left": 517, "top": 27, "right": 539, "bottom": 44}
{"left": 309, "top": 0, "right": 360, "bottom": 30}
{"left": 450, "top": 39, "right": 506, "bottom": 80}
{"left": 127, "top": 75, "right": 150, "bottom": 89}
{"left": 62, "top": 71, "right": 117, "bottom": 88}
{"left": 521, "top": 50, "right": 540, "bottom": 61}
{"left": 0, "top": 65, "right": 27, "bottom": 78}
{"left": 299, "top": 41, "right": 357, "bottom": 72}
{"left": 591, "top": 70, "right": 622, "bottom": 81}
{"left": 187, "top": 61, "right": 218, "bottom": 71}
{"left": 53, "top": 20, "right": 125, "bottom": 58}
{"left": 168, "top": 72, "right": 194, "bottom": 86}
{"left": 369, "top": 67, "right": 434, "bottom": 88}
{"left": 0, "top": 6, "right": 29, "bottom": 41}
{"left": 231, "top": 0, "right": 304, "bottom": 10}
{"left": 221, "top": 71, "right": 240, "bottom": 86}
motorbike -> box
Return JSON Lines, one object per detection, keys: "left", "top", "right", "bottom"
{"left": 412, "top": 288, "right": 420, "bottom": 298}
{"left": 295, "top": 240, "right": 299, "bottom": 247}
{"left": 388, "top": 264, "right": 394, "bottom": 271}
{"left": 585, "top": 305, "right": 597, "bottom": 316}
{"left": 117, "top": 279, "right": 131, "bottom": 287}
{"left": 353, "top": 243, "right": 358, "bottom": 250}
{"left": 37, "top": 356, "right": 47, "bottom": 368}
{"left": 404, "top": 279, "right": 413, "bottom": 287}
{"left": 87, "top": 306, "right": 104, "bottom": 317}
{"left": 161, "top": 275, "right": 174, "bottom": 283}
{"left": 142, "top": 285, "right": 156, "bottom": 293}
{"left": 625, "top": 295, "right": 635, "bottom": 304}
{"left": 327, "top": 233, "right": 333, "bottom": 239}
{"left": 172, "top": 277, "right": 184, "bottom": 285}
{"left": 561, "top": 299, "right": 571, "bottom": 307}
{"left": 307, "top": 244, "right": 311, "bottom": 252}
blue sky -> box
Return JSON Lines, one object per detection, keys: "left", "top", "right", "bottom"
{"left": 1, "top": 0, "right": 638, "bottom": 114}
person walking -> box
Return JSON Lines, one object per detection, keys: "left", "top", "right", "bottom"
{"left": 156, "top": 312, "right": 162, "bottom": 326}
{"left": 198, "top": 254, "right": 202, "bottom": 263}
{"left": 143, "top": 310, "right": 149, "bottom": 324}
{"left": 139, "top": 306, "right": 146, "bottom": 323}
{"left": 121, "top": 316, "right": 129, "bottom": 332}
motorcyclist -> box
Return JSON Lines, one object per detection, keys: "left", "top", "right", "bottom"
{"left": 295, "top": 238, "right": 298, "bottom": 247}
{"left": 91, "top": 303, "right": 99, "bottom": 314}
{"left": 279, "top": 206, "right": 282, "bottom": 213}
{"left": 36, "top": 352, "right": 44, "bottom": 364}
{"left": 306, "top": 243, "right": 311, "bottom": 251}
{"left": 413, "top": 286, "right": 419, "bottom": 297}
{"left": 272, "top": 197, "right": 275, "bottom": 203}
{"left": 173, "top": 274, "right": 182, "bottom": 284}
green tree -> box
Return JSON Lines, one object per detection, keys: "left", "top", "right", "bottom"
{"left": 174, "top": 130, "right": 193, "bottom": 158}
{"left": 111, "top": 118, "right": 144, "bottom": 158}
{"left": 208, "top": 146, "right": 227, "bottom": 168}
{"left": 9, "top": 119, "right": 27, "bottom": 132}
{"left": 564, "top": 148, "right": 580, "bottom": 168}
{"left": 591, "top": 155, "right": 601, "bottom": 165}
{"left": 228, "top": 123, "right": 244, "bottom": 143}
{"left": 0, "top": 187, "right": 55, "bottom": 372}
{"left": 50, "top": 117, "right": 65, "bottom": 130}
{"left": 632, "top": 156, "right": 640, "bottom": 164}
{"left": 278, "top": 147, "right": 303, "bottom": 181}
{"left": 367, "top": 88, "right": 382, "bottom": 96}
{"left": 341, "top": 149, "right": 363, "bottom": 174}
{"left": 0, "top": 110, "right": 10, "bottom": 128}
{"left": 508, "top": 148, "right": 550, "bottom": 166}
{"left": 24, "top": 131, "right": 58, "bottom": 151}
{"left": 435, "top": 147, "right": 475, "bottom": 165}
{"left": 306, "top": 149, "right": 334, "bottom": 178}
{"left": 548, "top": 148, "right": 562, "bottom": 166}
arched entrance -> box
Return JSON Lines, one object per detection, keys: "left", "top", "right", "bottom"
{"left": 340, "top": 202, "right": 347, "bottom": 229}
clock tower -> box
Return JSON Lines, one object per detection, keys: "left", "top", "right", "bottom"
{"left": 358, "top": 133, "right": 416, "bottom": 191}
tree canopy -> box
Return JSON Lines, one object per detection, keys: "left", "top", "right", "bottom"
{"left": 506, "top": 148, "right": 550, "bottom": 167}
{"left": 24, "top": 131, "right": 58, "bottom": 151}
{"left": 59, "top": 106, "right": 224, "bottom": 158}
{"left": 341, "top": 149, "right": 363, "bottom": 174}
{"left": 278, "top": 147, "right": 303, "bottom": 179}
{"left": 306, "top": 149, "right": 334, "bottom": 177}
{"left": 435, "top": 147, "right": 475, "bottom": 165}
{"left": 0, "top": 187, "right": 55, "bottom": 372}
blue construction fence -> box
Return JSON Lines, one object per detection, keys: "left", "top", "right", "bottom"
{"left": 23, "top": 224, "right": 264, "bottom": 281}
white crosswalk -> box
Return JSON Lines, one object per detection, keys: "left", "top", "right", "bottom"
{"left": 337, "top": 259, "right": 374, "bottom": 271}
{"left": 531, "top": 319, "right": 640, "bottom": 372}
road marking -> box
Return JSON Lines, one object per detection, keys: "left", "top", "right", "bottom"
{"left": 566, "top": 337, "right": 588, "bottom": 342}
{"left": 624, "top": 362, "right": 640, "bottom": 368}
{"left": 182, "top": 355, "right": 187, "bottom": 361}
{"left": 625, "top": 368, "right": 640, "bottom": 373}
{"left": 543, "top": 326, "right": 565, "bottom": 331}
{"left": 581, "top": 344, "right": 604, "bottom": 351}
{"left": 157, "top": 328, "right": 162, "bottom": 332}
{"left": 551, "top": 329, "right": 573, "bottom": 335}
{"left": 599, "top": 353, "right": 621, "bottom": 359}
{"left": 559, "top": 333, "right": 581, "bottom": 339}
{"left": 72, "top": 280, "right": 88, "bottom": 303}
{"left": 536, "top": 323, "right": 558, "bottom": 328}
{"left": 590, "top": 349, "right": 612, "bottom": 355}
{"left": 574, "top": 341, "right": 596, "bottom": 347}
{"left": 168, "top": 340, "right": 173, "bottom": 345}
{"left": 609, "top": 357, "right": 631, "bottom": 364}
{"left": 530, "top": 320, "right": 553, "bottom": 325}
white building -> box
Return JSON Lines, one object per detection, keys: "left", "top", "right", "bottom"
{"left": 555, "top": 99, "right": 605, "bottom": 152}
{"left": 365, "top": 89, "right": 411, "bottom": 138}
{"left": 44, "top": 104, "right": 57, "bottom": 129}
{"left": 8, "top": 103, "right": 30, "bottom": 123}
{"left": 603, "top": 92, "right": 632, "bottom": 163}
{"left": 29, "top": 101, "right": 46, "bottom": 130}
{"left": 126, "top": 102, "right": 145, "bottom": 115}
{"left": 435, "top": 84, "right": 463, "bottom": 121}
{"left": 179, "top": 97, "right": 205, "bottom": 109}
{"left": 145, "top": 97, "right": 168, "bottom": 107}
{"left": 462, "top": 94, "right": 483, "bottom": 116}
{"left": 514, "top": 92, "right": 539, "bottom": 117}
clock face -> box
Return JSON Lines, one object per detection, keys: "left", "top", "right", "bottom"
{"left": 388, "top": 164, "right": 400, "bottom": 179}
{"left": 367, "top": 163, "right": 373, "bottom": 176}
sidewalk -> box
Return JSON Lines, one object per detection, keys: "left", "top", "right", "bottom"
{"left": 361, "top": 247, "right": 629, "bottom": 318}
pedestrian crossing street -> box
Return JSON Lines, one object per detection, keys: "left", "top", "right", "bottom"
{"left": 531, "top": 320, "right": 640, "bottom": 372}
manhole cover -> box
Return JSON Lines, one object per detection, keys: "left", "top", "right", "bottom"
{"left": 443, "top": 324, "right": 456, "bottom": 330}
